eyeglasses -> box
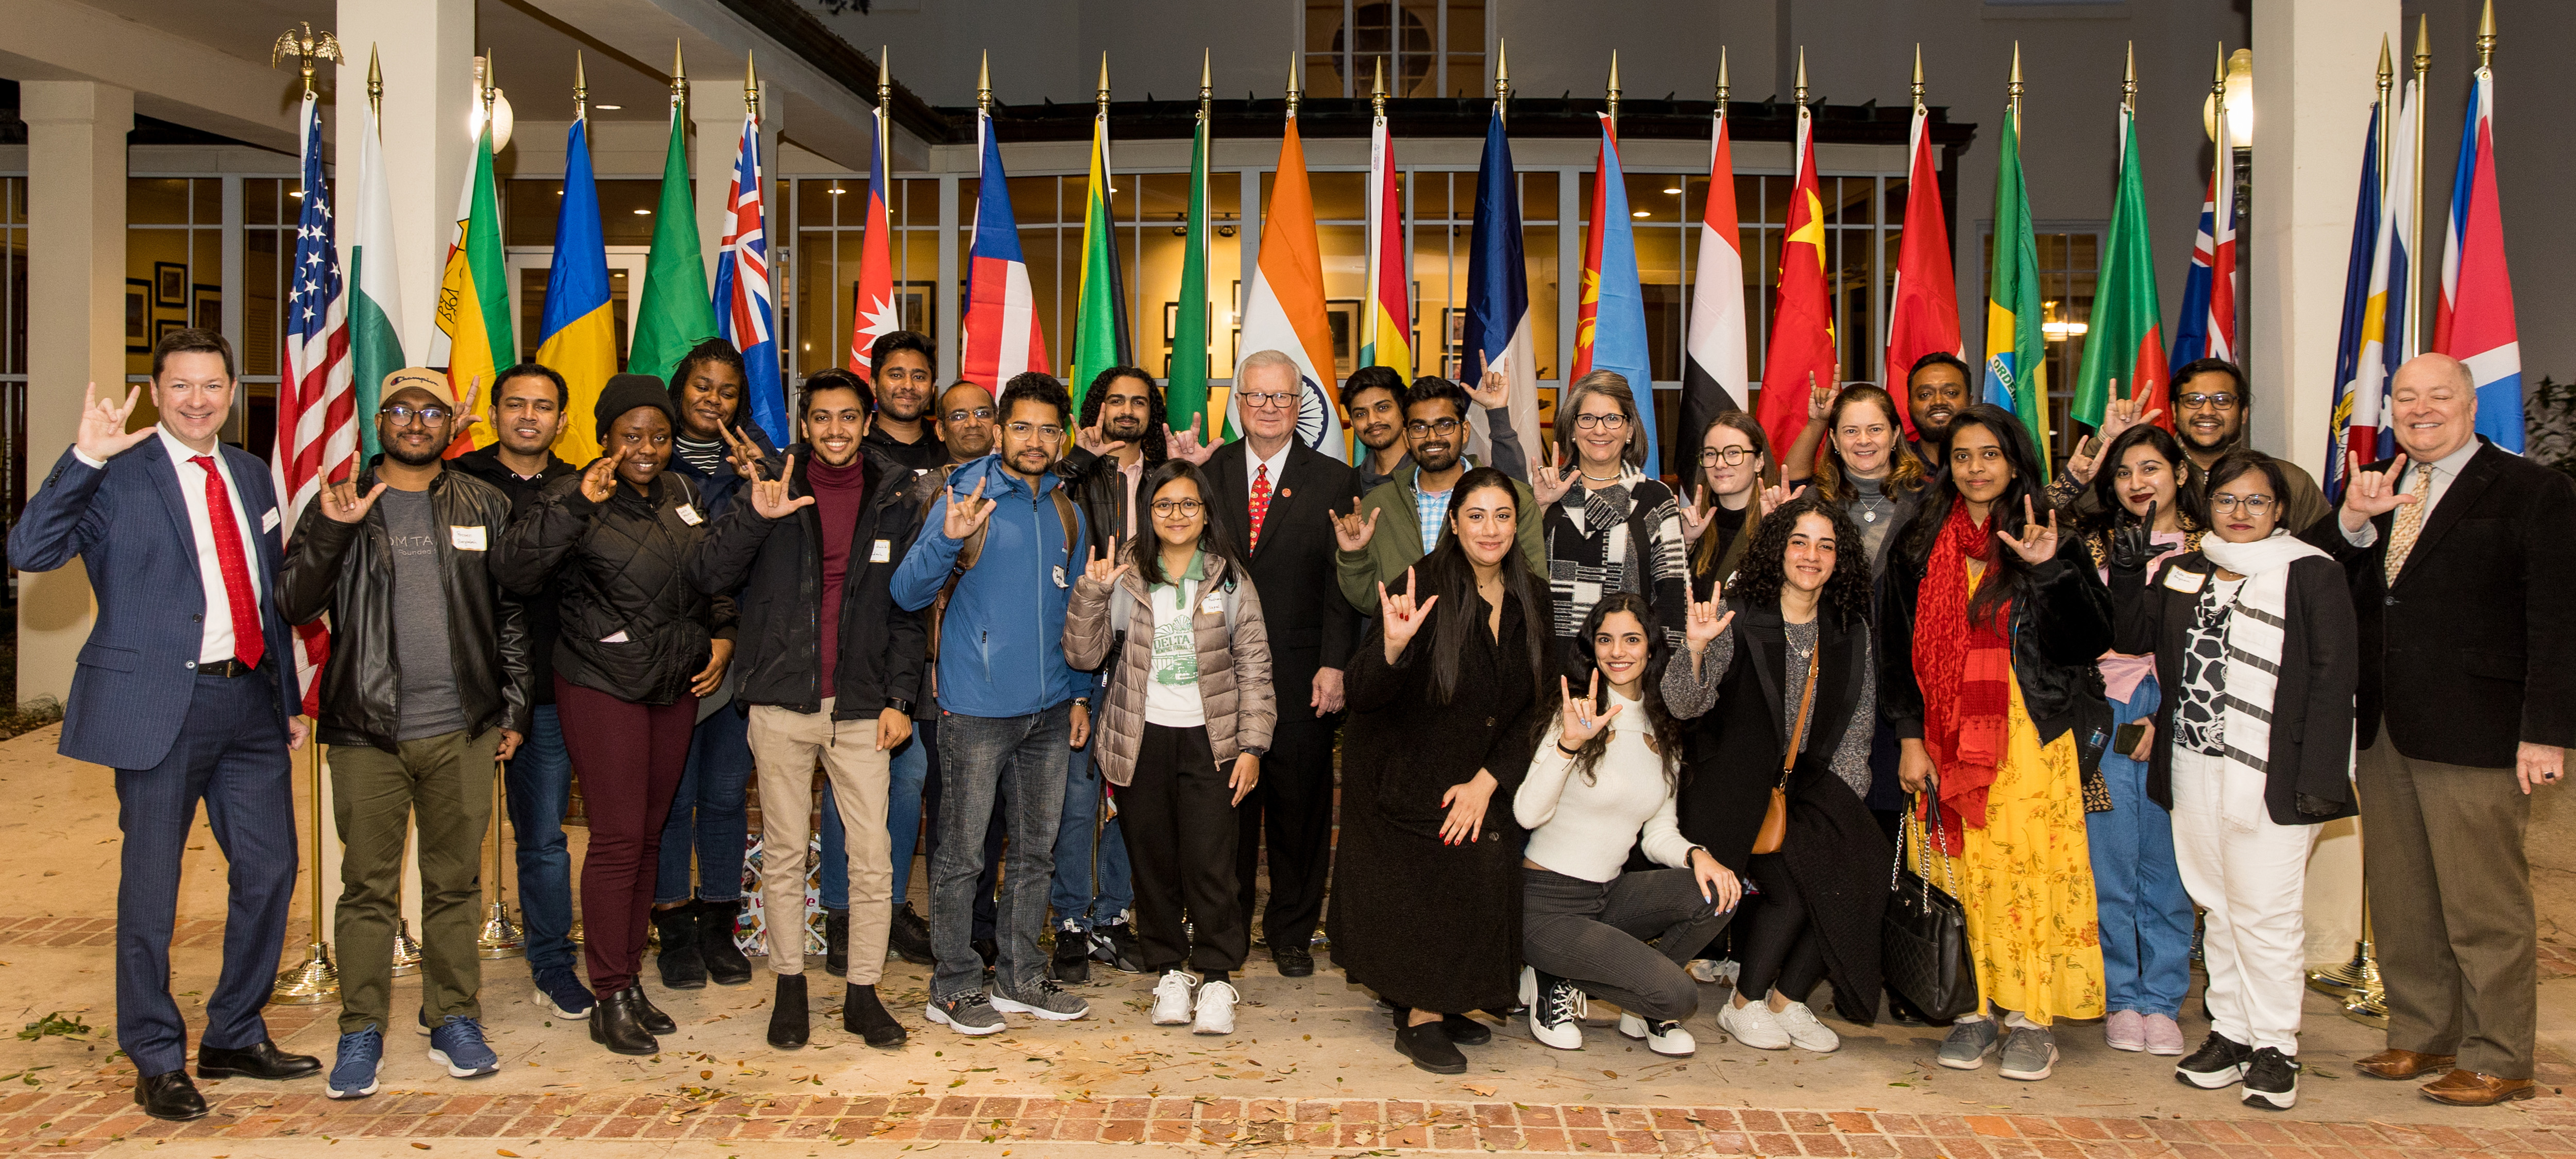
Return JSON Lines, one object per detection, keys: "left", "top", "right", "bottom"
{"left": 1238, "top": 390, "right": 1298, "bottom": 410}
{"left": 1150, "top": 498, "right": 1205, "bottom": 517}
{"left": 2178, "top": 392, "right": 2240, "bottom": 410}
{"left": 1699, "top": 447, "right": 1755, "bottom": 467}
{"left": 944, "top": 406, "right": 995, "bottom": 424}
{"left": 380, "top": 404, "right": 452, "bottom": 425}
{"left": 1571, "top": 413, "right": 1630, "bottom": 431}
{"left": 1005, "top": 422, "right": 1064, "bottom": 440}
{"left": 1404, "top": 417, "right": 1463, "bottom": 437}
{"left": 2208, "top": 493, "right": 2276, "bottom": 515}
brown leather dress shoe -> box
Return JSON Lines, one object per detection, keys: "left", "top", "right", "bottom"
{"left": 2420, "top": 1069, "right": 2537, "bottom": 1106}
{"left": 2355, "top": 1048, "right": 2456, "bottom": 1079}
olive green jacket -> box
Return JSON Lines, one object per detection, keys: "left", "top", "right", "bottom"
{"left": 1336, "top": 463, "right": 1547, "bottom": 615}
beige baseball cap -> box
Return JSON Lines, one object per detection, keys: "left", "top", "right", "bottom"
{"left": 380, "top": 367, "right": 457, "bottom": 409}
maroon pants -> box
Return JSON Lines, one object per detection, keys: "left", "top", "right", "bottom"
{"left": 554, "top": 677, "right": 699, "bottom": 994}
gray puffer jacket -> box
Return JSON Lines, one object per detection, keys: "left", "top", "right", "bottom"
{"left": 1062, "top": 551, "right": 1275, "bottom": 786}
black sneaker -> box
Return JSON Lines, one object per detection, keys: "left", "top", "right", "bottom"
{"left": 822, "top": 908, "right": 849, "bottom": 978}
{"left": 1050, "top": 923, "right": 1092, "bottom": 984}
{"left": 888, "top": 904, "right": 935, "bottom": 966}
{"left": 2241, "top": 1047, "right": 2300, "bottom": 1110}
{"left": 1089, "top": 920, "right": 1147, "bottom": 974}
{"left": 2175, "top": 1031, "right": 2253, "bottom": 1089}
{"left": 925, "top": 991, "right": 1005, "bottom": 1036}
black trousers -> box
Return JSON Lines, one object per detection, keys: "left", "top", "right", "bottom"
{"left": 1234, "top": 700, "right": 1338, "bottom": 948}
{"left": 1737, "top": 853, "right": 1827, "bottom": 1002}
{"left": 1129, "top": 723, "right": 1246, "bottom": 972}
{"left": 1521, "top": 866, "right": 1733, "bottom": 1022}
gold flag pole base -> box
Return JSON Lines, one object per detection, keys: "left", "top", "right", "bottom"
{"left": 2342, "top": 950, "right": 2390, "bottom": 1028}
{"left": 391, "top": 919, "right": 425, "bottom": 976}
{"left": 2308, "top": 938, "right": 2372, "bottom": 997}
{"left": 477, "top": 902, "right": 526, "bottom": 959}
{"left": 273, "top": 940, "right": 339, "bottom": 1003}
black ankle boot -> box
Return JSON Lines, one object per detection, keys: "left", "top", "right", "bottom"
{"left": 1394, "top": 1019, "right": 1466, "bottom": 1074}
{"left": 700, "top": 899, "right": 753, "bottom": 986}
{"left": 653, "top": 906, "right": 706, "bottom": 990}
{"left": 590, "top": 986, "right": 659, "bottom": 1056}
{"left": 1050, "top": 926, "right": 1091, "bottom": 984}
{"left": 823, "top": 909, "right": 849, "bottom": 977}
{"left": 767, "top": 974, "right": 809, "bottom": 1049}
{"left": 635, "top": 987, "right": 677, "bottom": 1035}
{"left": 888, "top": 904, "right": 935, "bottom": 966}
{"left": 844, "top": 983, "right": 910, "bottom": 1049}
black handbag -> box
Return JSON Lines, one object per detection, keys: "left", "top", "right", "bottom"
{"left": 1879, "top": 795, "right": 1979, "bottom": 1021}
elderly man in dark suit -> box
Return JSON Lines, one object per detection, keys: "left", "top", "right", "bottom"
{"left": 8, "top": 330, "right": 320, "bottom": 1121}
{"left": 2309, "top": 352, "right": 2576, "bottom": 1106}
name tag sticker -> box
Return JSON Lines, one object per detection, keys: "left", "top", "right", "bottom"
{"left": 449, "top": 525, "right": 488, "bottom": 551}
{"left": 2163, "top": 568, "right": 2208, "bottom": 594}
{"left": 869, "top": 538, "right": 892, "bottom": 564}
{"left": 261, "top": 507, "right": 281, "bottom": 533}
{"left": 1200, "top": 590, "right": 1225, "bottom": 616}
{"left": 1053, "top": 565, "right": 1069, "bottom": 589}
{"left": 600, "top": 629, "right": 631, "bottom": 643}
{"left": 676, "top": 503, "right": 702, "bottom": 526}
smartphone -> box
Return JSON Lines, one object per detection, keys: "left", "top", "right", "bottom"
{"left": 2113, "top": 721, "right": 2149, "bottom": 754}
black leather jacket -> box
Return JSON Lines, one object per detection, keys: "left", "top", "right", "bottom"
{"left": 1876, "top": 504, "right": 2114, "bottom": 751}
{"left": 279, "top": 468, "right": 533, "bottom": 752}
{"left": 494, "top": 472, "right": 736, "bottom": 706}
{"left": 1058, "top": 445, "right": 1151, "bottom": 559}
{"left": 688, "top": 444, "right": 928, "bottom": 720}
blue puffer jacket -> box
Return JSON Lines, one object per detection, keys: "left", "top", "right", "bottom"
{"left": 891, "top": 453, "right": 1087, "bottom": 719}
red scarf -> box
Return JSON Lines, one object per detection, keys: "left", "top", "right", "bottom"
{"left": 1913, "top": 503, "right": 2012, "bottom": 853}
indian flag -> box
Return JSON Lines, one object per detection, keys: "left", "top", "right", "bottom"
{"left": 348, "top": 90, "right": 403, "bottom": 462}
{"left": 1226, "top": 110, "right": 1345, "bottom": 461}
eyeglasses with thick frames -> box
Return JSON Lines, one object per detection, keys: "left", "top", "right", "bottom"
{"left": 2208, "top": 493, "right": 2276, "bottom": 515}
{"left": 1238, "top": 390, "right": 1299, "bottom": 411}
{"left": 2178, "top": 392, "right": 2240, "bottom": 410}
{"left": 380, "top": 404, "right": 452, "bottom": 425}
{"left": 943, "top": 406, "right": 996, "bottom": 424}
{"left": 1005, "top": 422, "right": 1064, "bottom": 440}
{"left": 1150, "top": 498, "right": 1205, "bottom": 517}
{"left": 1404, "top": 417, "right": 1463, "bottom": 437}
{"left": 1699, "top": 446, "right": 1756, "bottom": 467}
{"left": 1570, "top": 413, "right": 1630, "bottom": 431}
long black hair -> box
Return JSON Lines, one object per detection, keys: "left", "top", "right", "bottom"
{"left": 1730, "top": 494, "right": 1873, "bottom": 630}
{"left": 2077, "top": 423, "right": 2203, "bottom": 541}
{"left": 1080, "top": 366, "right": 1170, "bottom": 464}
{"left": 1402, "top": 466, "right": 1552, "bottom": 709}
{"left": 1553, "top": 591, "right": 1682, "bottom": 789}
{"left": 1125, "top": 460, "right": 1245, "bottom": 586}
{"left": 1901, "top": 402, "right": 2049, "bottom": 630}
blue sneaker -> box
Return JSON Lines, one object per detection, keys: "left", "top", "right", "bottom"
{"left": 425, "top": 1015, "right": 499, "bottom": 1079}
{"left": 327, "top": 1027, "right": 382, "bottom": 1099}
{"left": 531, "top": 966, "right": 596, "bottom": 1018}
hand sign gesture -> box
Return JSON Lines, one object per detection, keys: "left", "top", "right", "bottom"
{"left": 1806, "top": 372, "right": 1836, "bottom": 422}
{"left": 1330, "top": 501, "right": 1381, "bottom": 553}
{"left": 1081, "top": 543, "right": 1131, "bottom": 587}
{"left": 320, "top": 479, "right": 391, "bottom": 524}
{"left": 747, "top": 453, "right": 815, "bottom": 520}
{"left": 1468, "top": 349, "right": 1511, "bottom": 411}
{"left": 450, "top": 376, "right": 485, "bottom": 444}
{"left": 1163, "top": 415, "right": 1216, "bottom": 466}
{"left": 1075, "top": 420, "right": 1129, "bottom": 460}
{"left": 2096, "top": 384, "right": 2161, "bottom": 446}
{"left": 719, "top": 424, "right": 770, "bottom": 481}
{"left": 941, "top": 476, "right": 996, "bottom": 541}
{"left": 1677, "top": 486, "right": 1715, "bottom": 544}
{"left": 75, "top": 383, "right": 154, "bottom": 462}
{"left": 2339, "top": 451, "right": 2417, "bottom": 530}
{"left": 1684, "top": 583, "right": 1735, "bottom": 655}
{"left": 2064, "top": 432, "right": 2107, "bottom": 485}
{"left": 1530, "top": 441, "right": 1575, "bottom": 507}
{"left": 2107, "top": 498, "right": 2158, "bottom": 571}
{"left": 1556, "top": 671, "right": 1623, "bottom": 747}
{"left": 1998, "top": 494, "right": 2062, "bottom": 566}
{"left": 1378, "top": 566, "right": 1438, "bottom": 662}
{"left": 1756, "top": 481, "right": 1790, "bottom": 519}
{"left": 579, "top": 447, "right": 632, "bottom": 504}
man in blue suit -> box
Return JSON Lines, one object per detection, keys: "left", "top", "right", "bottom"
{"left": 7, "top": 329, "right": 320, "bottom": 1121}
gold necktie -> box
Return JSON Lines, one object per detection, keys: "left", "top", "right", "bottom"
{"left": 2383, "top": 464, "right": 2434, "bottom": 584}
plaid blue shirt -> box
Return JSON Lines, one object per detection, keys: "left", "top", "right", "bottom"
{"left": 1414, "top": 480, "right": 1452, "bottom": 553}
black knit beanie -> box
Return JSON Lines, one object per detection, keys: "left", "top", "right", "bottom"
{"left": 595, "top": 373, "right": 681, "bottom": 441}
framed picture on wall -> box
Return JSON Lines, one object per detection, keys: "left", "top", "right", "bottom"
{"left": 126, "top": 279, "right": 150, "bottom": 353}
{"left": 154, "top": 262, "right": 187, "bottom": 308}
{"left": 898, "top": 281, "right": 934, "bottom": 335}
{"left": 193, "top": 285, "right": 222, "bottom": 332}
{"left": 1326, "top": 299, "right": 1361, "bottom": 379}
{"left": 155, "top": 319, "right": 186, "bottom": 348}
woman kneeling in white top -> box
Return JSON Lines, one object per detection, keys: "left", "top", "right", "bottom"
{"left": 1515, "top": 592, "right": 1741, "bottom": 1056}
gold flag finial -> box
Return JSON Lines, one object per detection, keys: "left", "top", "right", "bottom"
{"left": 269, "top": 22, "right": 344, "bottom": 98}
{"left": 1717, "top": 46, "right": 1729, "bottom": 108}
{"left": 1606, "top": 50, "right": 1621, "bottom": 127}
{"left": 2213, "top": 42, "right": 2228, "bottom": 93}
{"left": 2009, "top": 41, "right": 2025, "bottom": 100}
{"left": 1199, "top": 48, "right": 1212, "bottom": 104}
{"left": 743, "top": 49, "right": 759, "bottom": 118}
{"left": 2477, "top": 0, "right": 2497, "bottom": 70}
{"left": 670, "top": 40, "right": 687, "bottom": 106}
{"left": 2412, "top": 14, "right": 2430, "bottom": 77}
{"left": 1794, "top": 46, "right": 1808, "bottom": 107}
{"left": 2377, "top": 34, "right": 2393, "bottom": 87}
{"left": 1286, "top": 48, "right": 1301, "bottom": 117}
{"left": 878, "top": 45, "right": 891, "bottom": 108}
{"left": 1371, "top": 56, "right": 1386, "bottom": 117}
{"left": 367, "top": 43, "right": 383, "bottom": 115}
{"left": 575, "top": 49, "right": 588, "bottom": 121}
{"left": 1096, "top": 52, "right": 1111, "bottom": 116}
{"left": 2123, "top": 41, "right": 2136, "bottom": 106}
{"left": 1911, "top": 43, "right": 1924, "bottom": 109}
{"left": 1496, "top": 38, "right": 1509, "bottom": 109}
{"left": 482, "top": 47, "right": 497, "bottom": 110}
{"left": 977, "top": 50, "right": 991, "bottom": 113}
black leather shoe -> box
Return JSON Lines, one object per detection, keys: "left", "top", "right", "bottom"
{"left": 1273, "top": 943, "right": 1315, "bottom": 978}
{"left": 700, "top": 899, "right": 753, "bottom": 986}
{"left": 1394, "top": 1020, "right": 1466, "bottom": 1075}
{"left": 767, "top": 974, "right": 809, "bottom": 1049}
{"left": 653, "top": 905, "right": 706, "bottom": 989}
{"left": 844, "top": 983, "right": 910, "bottom": 1049}
{"left": 635, "top": 988, "right": 677, "bottom": 1035}
{"left": 1050, "top": 927, "right": 1092, "bottom": 984}
{"left": 823, "top": 908, "right": 849, "bottom": 977}
{"left": 589, "top": 987, "right": 659, "bottom": 1056}
{"left": 196, "top": 1038, "right": 322, "bottom": 1081}
{"left": 135, "top": 1070, "right": 208, "bottom": 1122}
{"left": 888, "top": 904, "right": 935, "bottom": 966}
{"left": 1440, "top": 1013, "right": 1492, "bottom": 1047}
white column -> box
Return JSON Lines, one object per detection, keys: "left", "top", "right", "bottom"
{"left": 336, "top": 0, "right": 474, "bottom": 356}
{"left": 16, "top": 81, "right": 131, "bottom": 708}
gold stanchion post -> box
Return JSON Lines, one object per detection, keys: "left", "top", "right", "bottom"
{"left": 478, "top": 761, "right": 524, "bottom": 958}
{"left": 272, "top": 740, "right": 338, "bottom": 1003}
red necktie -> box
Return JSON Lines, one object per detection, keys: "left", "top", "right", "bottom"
{"left": 1249, "top": 463, "right": 1272, "bottom": 552}
{"left": 191, "top": 455, "right": 264, "bottom": 670}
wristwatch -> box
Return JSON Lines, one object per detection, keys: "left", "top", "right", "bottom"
{"left": 1072, "top": 696, "right": 1093, "bottom": 709}
{"left": 885, "top": 697, "right": 915, "bottom": 717}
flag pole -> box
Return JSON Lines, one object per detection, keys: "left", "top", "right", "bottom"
{"left": 1606, "top": 51, "right": 1620, "bottom": 131}
{"left": 1494, "top": 38, "right": 1509, "bottom": 124}
{"left": 2401, "top": 15, "right": 2428, "bottom": 362}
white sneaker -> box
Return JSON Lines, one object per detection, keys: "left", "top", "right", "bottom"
{"left": 1150, "top": 970, "right": 1195, "bottom": 1026}
{"left": 1716, "top": 998, "right": 1790, "bottom": 1050}
{"left": 1192, "top": 981, "right": 1238, "bottom": 1035}
{"left": 1617, "top": 1013, "right": 1697, "bottom": 1056}
{"left": 1526, "top": 968, "right": 1586, "bottom": 1051}
{"left": 1771, "top": 1000, "right": 1841, "bottom": 1053}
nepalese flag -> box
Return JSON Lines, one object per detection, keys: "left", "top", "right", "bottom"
{"left": 273, "top": 93, "right": 352, "bottom": 717}
{"left": 713, "top": 112, "right": 787, "bottom": 445}
{"left": 2324, "top": 101, "right": 2384, "bottom": 503}
{"left": 960, "top": 109, "right": 1050, "bottom": 388}
{"left": 2434, "top": 67, "right": 2521, "bottom": 451}
{"left": 2171, "top": 102, "right": 2238, "bottom": 367}
{"left": 846, "top": 101, "right": 898, "bottom": 377}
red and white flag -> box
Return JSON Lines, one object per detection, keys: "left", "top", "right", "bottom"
{"left": 2434, "top": 65, "right": 2521, "bottom": 450}
{"left": 846, "top": 98, "right": 898, "bottom": 375}
{"left": 272, "top": 92, "right": 353, "bottom": 716}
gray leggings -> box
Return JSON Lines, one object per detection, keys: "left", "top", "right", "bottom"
{"left": 1521, "top": 865, "right": 1736, "bottom": 1021}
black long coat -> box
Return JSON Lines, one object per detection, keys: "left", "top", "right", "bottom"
{"left": 1328, "top": 586, "right": 1547, "bottom": 1015}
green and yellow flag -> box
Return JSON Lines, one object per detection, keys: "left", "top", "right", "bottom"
{"left": 630, "top": 79, "right": 717, "bottom": 388}
{"left": 1979, "top": 98, "right": 2050, "bottom": 473}
{"left": 1066, "top": 64, "right": 1129, "bottom": 413}
{"left": 430, "top": 116, "right": 512, "bottom": 451}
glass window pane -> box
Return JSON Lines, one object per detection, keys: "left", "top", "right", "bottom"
{"left": 1447, "top": 0, "right": 1485, "bottom": 51}
{"left": 244, "top": 178, "right": 281, "bottom": 226}
{"left": 1519, "top": 172, "right": 1556, "bottom": 221}
{"left": 505, "top": 178, "right": 558, "bottom": 247}
{"left": 1009, "top": 175, "right": 1059, "bottom": 227}
{"left": 1309, "top": 171, "right": 1364, "bottom": 223}
{"left": 1523, "top": 224, "right": 1556, "bottom": 381}
{"left": 598, "top": 180, "right": 659, "bottom": 246}
{"left": 129, "top": 179, "right": 189, "bottom": 225}
{"left": 244, "top": 228, "right": 281, "bottom": 379}
{"left": 797, "top": 176, "right": 841, "bottom": 226}
{"left": 1413, "top": 170, "right": 1450, "bottom": 220}
{"left": 194, "top": 179, "right": 221, "bottom": 225}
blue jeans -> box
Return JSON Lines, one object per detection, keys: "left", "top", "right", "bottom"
{"left": 1048, "top": 741, "right": 1133, "bottom": 931}
{"left": 654, "top": 705, "right": 753, "bottom": 905}
{"left": 505, "top": 704, "right": 578, "bottom": 976}
{"left": 930, "top": 705, "right": 1073, "bottom": 998}
{"left": 822, "top": 721, "right": 935, "bottom": 909}
{"left": 2087, "top": 673, "right": 2194, "bottom": 1019}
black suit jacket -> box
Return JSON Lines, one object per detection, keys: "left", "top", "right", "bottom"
{"left": 1204, "top": 439, "right": 1364, "bottom": 709}
{"left": 2301, "top": 439, "right": 2576, "bottom": 768}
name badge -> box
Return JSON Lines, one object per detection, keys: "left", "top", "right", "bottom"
{"left": 261, "top": 507, "right": 281, "bottom": 534}
{"left": 869, "top": 538, "right": 893, "bottom": 564}
{"left": 2163, "top": 567, "right": 2208, "bottom": 594}
{"left": 1199, "top": 590, "right": 1225, "bottom": 616}
{"left": 600, "top": 629, "right": 631, "bottom": 643}
{"left": 676, "top": 503, "right": 703, "bottom": 526}
{"left": 1052, "top": 565, "right": 1069, "bottom": 589}
{"left": 449, "top": 525, "right": 488, "bottom": 551}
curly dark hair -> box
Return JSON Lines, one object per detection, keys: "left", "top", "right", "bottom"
{"left": 1550, "top": 591, "right": 1683, "bottom": 790}
{"left": 1078, "top": 366, "right": 1168, "bottom": 464}
{"left": 1728, "top": 493, "right": 1872, "bottom": 630}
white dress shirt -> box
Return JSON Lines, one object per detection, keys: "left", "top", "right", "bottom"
{"left": 1243, "top": 437, "right": 1293, "bottom": 499}
{"left": 2340, "top": 438, "right": 2480, "bottom": 550}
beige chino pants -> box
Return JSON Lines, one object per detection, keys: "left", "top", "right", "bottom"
{"left": 747, "top": 702, "right": 891, "bottom": 983}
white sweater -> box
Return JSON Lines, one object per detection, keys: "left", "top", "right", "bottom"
{"left": 1514, "top": 689, "right": 1696, "bottom": 882}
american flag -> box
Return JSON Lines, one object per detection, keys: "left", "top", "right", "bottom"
{"left": 712, "top": 111, "right": 788, "bottom": 444}
{"left": 269, "top": 93, "right": 352, "bottom": 717}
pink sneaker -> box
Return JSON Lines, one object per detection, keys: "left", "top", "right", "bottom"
{"left": 2105, "top": 1010, "right": 2146, "bottom": 1052}
{"left": 2143, "top": 1013, "right": 2187, "bottom": 1056}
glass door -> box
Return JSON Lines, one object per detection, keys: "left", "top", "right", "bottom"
{"left": 503, "top": 246, "right": 653, "bottom": 367}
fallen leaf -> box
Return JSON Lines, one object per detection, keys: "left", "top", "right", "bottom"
{"left": 498, "top": 1152, "right": 520, "bottom": 1157}
{"left": 411, "top": 1146, "right": 431, "bottom": 1152}
{"left": 1462, "top": 1083, "right": 1497, "bottom": 1097}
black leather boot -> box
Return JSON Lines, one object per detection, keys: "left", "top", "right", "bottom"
{"left": 700, "top": 899, "right": 753, "bottom": 986}
{"left": 844, "top": 983, "right": 909, "bottom": 1049}
{"left": 823, "top": 908, "right": 849, "bottom": 977}
{"left": 653, "top": 905, "right": 706, "bottom": 990}
{"left": 590, "top": 987, "right": 659, "bottom": 1056}
{"left": 888, "top": 903, "right": 935, "bottom": 966}
{"left": 1050, "top": 925, "right": 1091, "bottom": 984}
{"left": 635, "top": 987, "right": 677, "bottom": 1035}
{"left": 767, "top": 974, "right": 809, "bottom": 1049}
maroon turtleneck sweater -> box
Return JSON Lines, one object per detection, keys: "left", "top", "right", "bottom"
{"left": 809, "top": 454, "right": 867, "bottom": 695}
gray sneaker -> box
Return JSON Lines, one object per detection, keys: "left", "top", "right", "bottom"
{"left": 925, "top": 992, "right": 1005, "bottom": 1036}
{"left": 990, "top": 978, "right": 1091, "bottom": 1021}
{"left": 1936, "top": 1017, "right": 1999, "bottom": 1070}
{"left": 1997, "top": 1026, "right": 2058, "bottom": 1081}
